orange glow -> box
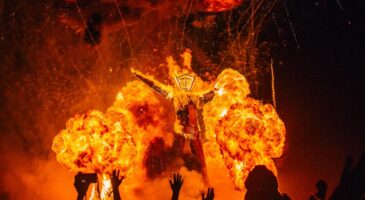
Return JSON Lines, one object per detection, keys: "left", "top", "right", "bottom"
{"left": 52, "top": 53, "right": 286, "bottom": 198}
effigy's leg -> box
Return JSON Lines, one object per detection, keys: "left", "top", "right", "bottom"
{"left": 190, "top": 135, "right": 209, "bottom": 185}
{"left": 172, "top": 134, "right": 186, "bottom": 155}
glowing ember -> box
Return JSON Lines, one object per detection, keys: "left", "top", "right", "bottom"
{"left": 203, "top": 68, "right": 286, "bottom": 190}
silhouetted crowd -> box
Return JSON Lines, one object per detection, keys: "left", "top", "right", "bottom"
{"left": 74, "top": 152, "right": 365, "bottom": 200}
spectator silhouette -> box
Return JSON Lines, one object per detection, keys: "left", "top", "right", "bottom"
{"left": 170, "top": 173, "right": 183, "bottom": 200}
{"left": 309, "top": 180, "right": 327, "bottom": 200}
{"left": 329, "top": 152, "right": 365, "bottom": 200}
{"left": 74, "top": 172, "right": 93, "bottom": 200}
{"left": 111, "top": 170, "right": 124, "bottom": 200}
{"left": 245, "top": 165, "right": 290, "bottom": 200}
{"left": 202, "top": 188, "right": 214, "bottom": 200}
{"left": 282, "top": 193, "right": 292, "bottom": 200}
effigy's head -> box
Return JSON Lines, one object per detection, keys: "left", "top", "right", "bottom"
{"left": 166, "top": 49, "right": 212, "bottom": 92}
{"left": 166, "top": 49, "right": 196, "bottom": 91}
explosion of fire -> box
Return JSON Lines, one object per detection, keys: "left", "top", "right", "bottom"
{"left": 203, "top": 69, "right": 286, "bottom": 190}
{"left": 52, "top": 81, "right": 169, "bottom": 199}
{"left": 52, "top": 109, "right": 136, "bottom": 200}
{"left": 52, "top": 51, "right": 285, "bottom": 199}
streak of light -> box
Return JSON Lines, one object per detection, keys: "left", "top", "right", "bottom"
{"left": 270, "top": 58, "right": 276, "bottom": 108}
{"left": 335, "top": 0, "right": 352, "bottom": 25}
{"left": 112, "top": 0, "right": 135, "bottom": 66}
{"left": 335, "top": 0, "right": 343, "bottom": 11}
{"left": 181, "top": 0, "right": 194, "bottom": 48}
{"left": 284, "top": 1, "right": 300, "bottom": 49}
{"left": 74, "top": 0, "right": 109, "bottom": 71}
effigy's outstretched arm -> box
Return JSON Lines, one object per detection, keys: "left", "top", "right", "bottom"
{"left": 201, "top": 90, "right": 215, "bottom": 104}
{"left": 131, "top": 68, "right": 173, "bottom": 98}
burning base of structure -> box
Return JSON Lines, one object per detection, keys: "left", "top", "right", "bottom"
{"left": 52, "top": 51, "right": 286, "bottom": 200}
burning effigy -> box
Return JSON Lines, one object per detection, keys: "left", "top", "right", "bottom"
{"left": 52, "top": 50, "right": 285, "bottom": 199}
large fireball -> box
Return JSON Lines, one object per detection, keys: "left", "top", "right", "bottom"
{"left": 204, "top": 68, "right": 286, "bottom": 190}
{"left": 52, "top": 110, "right": 136, "bottom": 175}
{"left": 52, "top": 81, "right": 168, "bottom": 176}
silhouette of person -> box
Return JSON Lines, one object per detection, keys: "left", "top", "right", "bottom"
{"left": 111, "top": 170, "right": 124, "bottom": 200}
{"left": 244, "top": 165, "right": 286, "bottom": 200}
{"left": 202, "top": 188, "right": 214, "bottom": 200}
{"left": 282, "top": 193, "right": 291, "bottom": 200}
{"left": 169, "top": 173, "right": 183, "bottom": 200}
{"left": 310, "top": 180, "right": 327, "bottom": 200}
{"left": 329, "top": 153, "right": 365, "bottom": 200}
{"left": 74, "top": 172, "right": 92, "bottom": 200}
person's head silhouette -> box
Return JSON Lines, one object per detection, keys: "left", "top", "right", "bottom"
{"left": 245, "top": 165, "right": 283, "bottom": 200}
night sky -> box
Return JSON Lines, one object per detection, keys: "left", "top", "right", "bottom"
{"left": 0, "top": 0, "right": 364, "bottom": 199}
{"left": 273, "top": 0, "right": 365, "bottom": 198}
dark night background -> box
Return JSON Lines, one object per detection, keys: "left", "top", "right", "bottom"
{"left": 273, "top": 0, "right": 365, "bottom": 198}
{"left": 0, "top": 0, "right": 364, "bottom": 199}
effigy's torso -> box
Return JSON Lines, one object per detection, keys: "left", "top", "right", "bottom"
{"left": 173, "top": 92, "right": 202, "bottom": 139}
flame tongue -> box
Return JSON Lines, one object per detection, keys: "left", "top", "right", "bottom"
{"left": 100, "top": 174, "right": 113, "bottom": 200}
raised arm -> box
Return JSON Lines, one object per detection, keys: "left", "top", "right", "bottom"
{"left": 111, "top": 170, "right": 124, "bottom": 200}
{"left": 169, "top": 173, "right": 183, "bottom": 200}
{"left": 74, "top": 173, "right": 93, "bottom": 200}
{"left": 202, "top": 188, "right": 214, "bottom": 200}
{"left": 131, "top": 68, "right": 173, "bottom": 98}
{"left": 201, "top": 90, "right": 215, "bottom": 104}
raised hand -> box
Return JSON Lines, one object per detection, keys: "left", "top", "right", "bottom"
{"left": 169, "top": 173, "right": 183, "bottom": 200}
{"left": 111, "top": 170, "right": 124, "bottom": 188}
{"left": 111, "top": 170, "right": 124, "bottom": 200}
{"left": 202, "top": 188, "right": 214, "bottom": 200}
{"left": 74, "top": 172, "right": 92, "bottom": 200}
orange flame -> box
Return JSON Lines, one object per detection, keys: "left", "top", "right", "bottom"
{"left": 203, "top": 68, "right": 286, "bottom": 190}
{"left": 51, "top": 110, "right": 136, "bottom": 175}
{"left": 52, "top": 81, "right": 171, "bottom": 199}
